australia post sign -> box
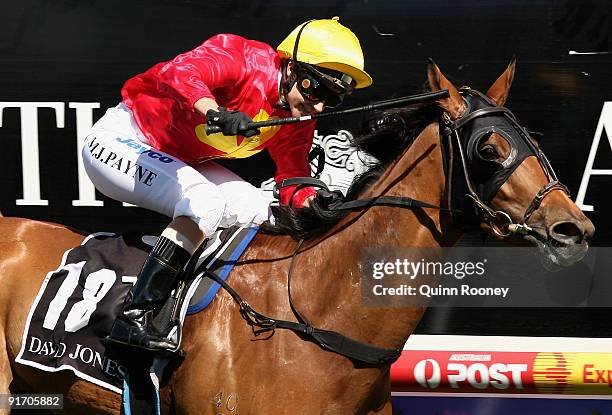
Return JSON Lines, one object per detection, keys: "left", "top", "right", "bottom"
{"left": 391, "top": 350, "right": 612, "bottom": 395}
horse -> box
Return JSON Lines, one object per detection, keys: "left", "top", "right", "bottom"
{"left": 0, "top": 60, "right": 594, "bottom": 414}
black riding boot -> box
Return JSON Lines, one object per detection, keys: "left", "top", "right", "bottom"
{"left": 106, "top": 236, "right": 191, "bottom": 353}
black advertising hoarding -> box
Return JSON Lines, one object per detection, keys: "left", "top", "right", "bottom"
{"left": 1, "top": 1, "right": 611, "bottom": 335}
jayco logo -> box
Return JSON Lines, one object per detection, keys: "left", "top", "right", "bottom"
{"left": 115, "top": 137, "right": 175, "bottom": 163}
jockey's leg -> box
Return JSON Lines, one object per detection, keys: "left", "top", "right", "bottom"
{"left": 81, "top": 104, "right": 225, "bottom": 352}
{"left": 161, "top": 216, "right": 206, "bottom": 255}
{"left": 105, "top": 216, "right": 206, "bottom": 352}
{"left": 106, "top": 232, "right": 191, "bottom": 352}
{"left": 192, "top": 161, "right": 275, "bottom": 228}
{"left": 82, "top": 104, "right": 272, "bottom": 353}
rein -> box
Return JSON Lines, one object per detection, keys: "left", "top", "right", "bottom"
{"left": 275, "top": 177, "right": 451, "bottom": 211}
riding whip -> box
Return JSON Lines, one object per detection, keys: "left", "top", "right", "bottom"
{"left": 205, "top": 89, "right": 449, "bottom": 135}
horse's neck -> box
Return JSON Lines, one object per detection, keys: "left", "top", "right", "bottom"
{"left": 303, "top": 122, "right": 462, "bottom": 351}
{"left": 360, "top": 122, "right": 459, "bottom": 248}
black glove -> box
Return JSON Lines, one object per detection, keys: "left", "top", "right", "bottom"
{"left": 316, "top": 188, "right": 346, "bottom": 210}
{"left": 206, "top": 107, "right": 261, "bottom": 137}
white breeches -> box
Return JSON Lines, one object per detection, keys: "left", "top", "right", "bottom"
{"left": 82, "top": 104, "right": 273, "bottom": 236}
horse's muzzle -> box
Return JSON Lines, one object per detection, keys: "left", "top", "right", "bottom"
{"left": 549, "top": 219, "right": 594, "bottom": 246}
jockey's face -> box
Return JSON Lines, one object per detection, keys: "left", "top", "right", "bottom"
{"left": 287, "top": 85, "right": 325, "bottom": 117}
{"left": 286, "top": 81, "right": 325, "bottom": 117}
{"left": 285, "top": 63, "right": 325, "bottom": 117}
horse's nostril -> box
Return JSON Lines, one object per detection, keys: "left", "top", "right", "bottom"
{"left": 553, "top": 222, "right": 580, "bottom": 237}
{"left": 550, "top": 221, "right": 583, "bottom": 244}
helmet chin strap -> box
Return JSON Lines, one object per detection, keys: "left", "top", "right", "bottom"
{"left": 279, "top": 20, "right": 313, "bottom": 110}
{"left": 279, "top": 60, "right": 297, "bottom": 110}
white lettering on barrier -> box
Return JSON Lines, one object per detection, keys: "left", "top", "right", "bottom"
{"left": 414, "top": 359, "right": 528, "bottom": 390}
{"left": 414, "top": 358, "right": 441, "bottom": 388}
{"left": 0, "top": 102, "right": 65, "bottom": 205}
{"left": 448, "top": 362, "right": 527, "bottom": 389}
{"left": 69, "top": 102, "right": 103, "bottom": 206}
{"left": 0, "top": 101, "right": 106, "bottom": 207}
{"left": 576, "top": 101, "right": 612, "bottom": 212}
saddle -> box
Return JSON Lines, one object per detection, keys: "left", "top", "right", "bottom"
{"left": 15, "top": 225, "right": 258, "bottom": 396}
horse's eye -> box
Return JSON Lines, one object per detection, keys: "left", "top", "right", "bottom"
{"left": 479, "top": 145, "right": 499, "bottom": 160}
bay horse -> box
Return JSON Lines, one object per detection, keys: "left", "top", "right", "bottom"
{"left": 0, "top": 60, "right": 594, "bottom": 414}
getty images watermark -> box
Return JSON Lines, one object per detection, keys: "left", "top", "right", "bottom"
{"left": 360, "top": 247, "right": 611, "bottom": 307}
{"left": 370, "top": 256, "right": 510, "bottom": 299}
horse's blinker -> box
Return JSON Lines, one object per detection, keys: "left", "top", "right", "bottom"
{"left": 444, "top": 88, "right": 569, "bottom": 236}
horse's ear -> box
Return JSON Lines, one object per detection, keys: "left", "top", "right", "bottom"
{"left": 427, "top": 59, "right": 466, "bottom": 119}
{"left": 486, "top": 56, "right": 516, "bottom": 107}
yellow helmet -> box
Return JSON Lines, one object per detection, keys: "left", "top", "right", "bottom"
{"left": 277, "top": 17, "right": 373, "bottom": 89}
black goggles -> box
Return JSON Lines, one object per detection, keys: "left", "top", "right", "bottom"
{"left": 294, "top": 64, "right": 354, "bottom": 108}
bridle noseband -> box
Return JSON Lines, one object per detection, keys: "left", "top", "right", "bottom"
{"left": 442, "top": 87, "right": 570, "bottom": 237}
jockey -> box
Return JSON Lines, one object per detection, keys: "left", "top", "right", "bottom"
{"left": 82, "top": 17, "right": 372, "bottom": 353}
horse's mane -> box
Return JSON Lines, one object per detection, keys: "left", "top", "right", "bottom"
{"left": 263, "top": 99, "right": 441, "bottom": 240}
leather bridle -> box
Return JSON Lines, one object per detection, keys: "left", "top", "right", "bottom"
{"left": 442, "top": 87, "right": 570, "bottom": 237}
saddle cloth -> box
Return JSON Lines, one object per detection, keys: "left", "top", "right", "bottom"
{"left": 15, "top": 225, "right": 258, "bottom": 393}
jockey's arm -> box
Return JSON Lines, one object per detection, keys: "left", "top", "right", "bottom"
{"left": 155, "top": 34, "right": 244, "bottom": 112}
{"left": 267, "top": 122, "right": 318, "bottom": 208}
{"left": 194, "top": 97, "right": 219, "bottom": 118}
{"left": 158, "top": 38, "right": 258, "bottom": 137}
